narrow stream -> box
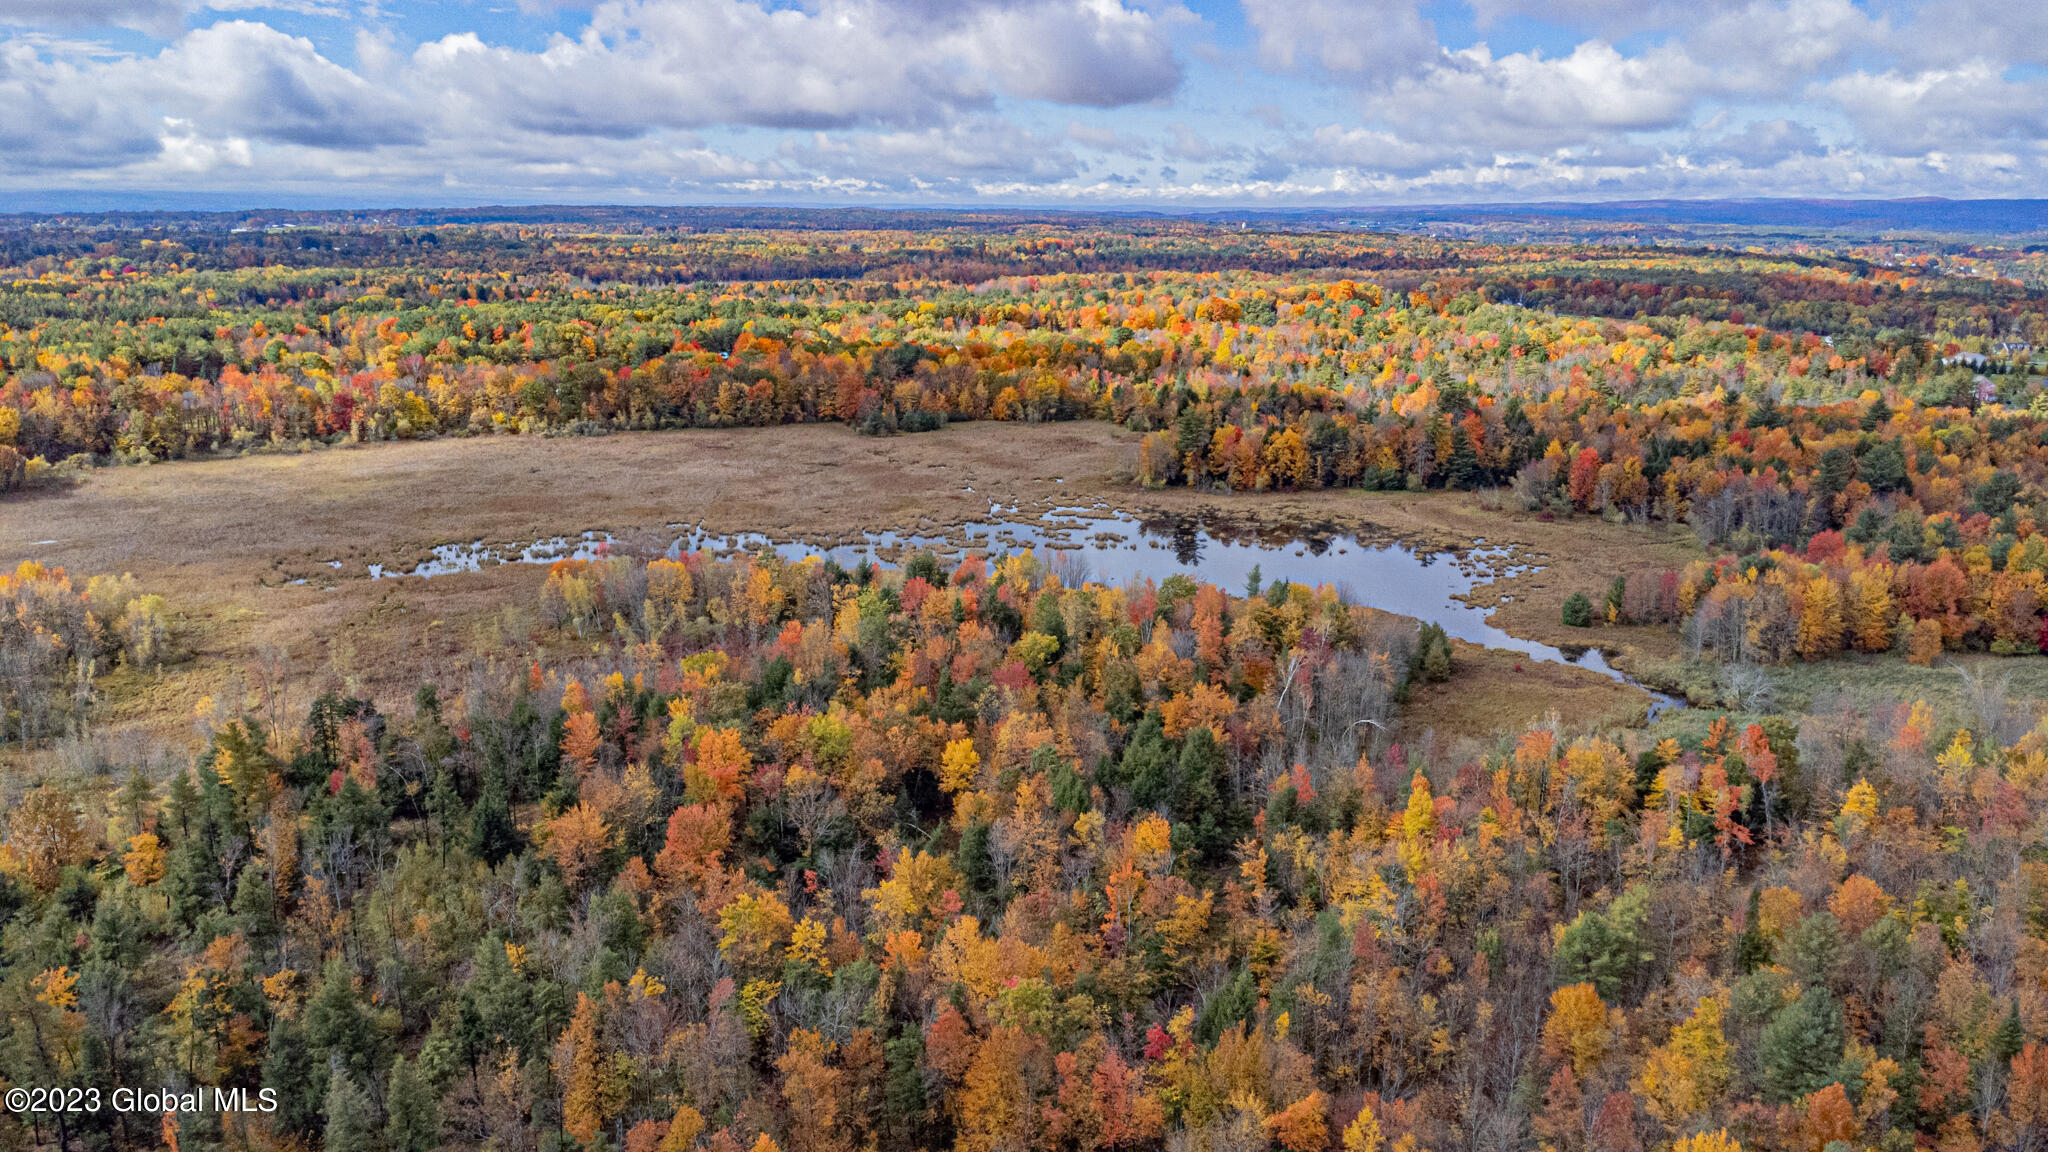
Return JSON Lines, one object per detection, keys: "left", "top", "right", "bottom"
{"left": 362, "top": 504, "right": 1682, "bottom": 718}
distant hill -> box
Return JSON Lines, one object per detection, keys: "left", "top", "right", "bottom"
{"left": 1198, "top": 199, "right": 2048, "bottom": 236}
{"left": 5, "top": 196, "right": 2048, "bottom": 239}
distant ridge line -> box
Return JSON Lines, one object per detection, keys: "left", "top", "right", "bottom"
{"left": 5, "top": 197, "right": 2048, "bottom": 235}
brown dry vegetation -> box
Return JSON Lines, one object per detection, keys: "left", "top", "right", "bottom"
{"left": 3, "top": 422, "right": 1688, "bottom": 755}
{"left": 1398, "top": 638, "right": 1657, "bottom": 752}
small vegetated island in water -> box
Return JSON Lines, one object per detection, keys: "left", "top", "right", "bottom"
{"left": 4, "top": 206, "right": 2048, "bottom": 1151}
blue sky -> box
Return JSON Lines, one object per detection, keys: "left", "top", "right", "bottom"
{"left": 2, "top": 0, "right": 2045, "bottom": 207}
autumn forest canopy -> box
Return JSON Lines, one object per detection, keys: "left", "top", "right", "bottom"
{"left": 12, "top": 209, "right": 2048, "bottom": 1152}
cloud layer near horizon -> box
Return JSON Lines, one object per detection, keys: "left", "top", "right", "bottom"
{"left": 2, "top": 0, "right": 2045, "bottom": 205}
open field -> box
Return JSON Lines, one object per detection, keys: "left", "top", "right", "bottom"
{"left": 36, "top": 420, "right": 2026, "bottom": 763}
{"left": 3, "top": 422, "right": 1689, "bottom": 753}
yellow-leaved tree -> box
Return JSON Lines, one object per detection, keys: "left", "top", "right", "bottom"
{"left": 1634, "top": 995, "right": 1733, "bottom": 1128}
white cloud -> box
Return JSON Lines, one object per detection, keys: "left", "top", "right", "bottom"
{"left": 1376, "top": 40, "right": 1707, "bottom": 153}
{"left": 7, "top": 0, "right": 2048, "bottom": 203}
{"left": 404, "top": 0, "right": 1181, "bottom": 140}
{"left": 1821, "top": 64, "right": 2048, "bottom": 157}
{"left": 1239, "top": 0, "right": 1438, "bottom": 82}
{"left": 1306, "top": 125, "right": 1467, "bottom": 178}
{"left": 0, "top": 0, "right": 187, "bottom": 37}
{"left": 0, "top": 39, "right": 160, "bottom": 170}
{"left": 158, "top": 118, "right": 253, "bottom": 171}
{"left": 153, "top": 21, "right": 417, "bottom": 148}
{"left": 785, "top": 120, "right": 1083, "bottom": 190}
{"left": 1066, "top": 121, "right": 1154, "bottom": 157}
{"left": 1695, "top": 118, "right": 1826, "bottom": 166}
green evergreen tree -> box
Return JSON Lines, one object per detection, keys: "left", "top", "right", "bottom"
{"left": 1174, "top": 724, "right": 1235, "bottom": 863}
{"left": 119, "top": 770, "right": 154, "bottom": 837}
{"left": 1784, "top": 912, "right": 1843, "bottom": 988}
{"left": 1553, "top": 886, "right": 1653, "bottom": 1001}
{"left": 306, "top": 956, "right": 386, "bottom": 1087}
{"left": 323, "top": 1069, "right": 379, "bottom": 1152}
{"left": 1994, "top": 1001, "right": 2026, "bottom": 1065}
{"left": 386, "top": 1054, "right": 441, "bottom": 1152}
{"left": 468, "top": 765, "right": 518, "bottom": 866}
{"left": 1444, "top": 424, "right": 1483, "bottom": 490}
{"left": 956, "top": 821, "right": 996, "bottom": 903}
{"left": 1859, "top": 440, "right": 1907, "bottom": 492}
{"left": 1121, "top": 711, "right": 1176, "bottom": 811}
{"left": 1816, "top": 446, "right": 1855, "bottom": 495}
{"left": 261, "top": 1017, "right": 322, "bottom": 1141}
{"left": 1197, "top": 967, "right": 1259, "bottom": 1045}
{"left": 427, "top": 763, "right": 464, "bottom": 851}
{"left": 231, "top": 860, "right": 279, "bottom": 949}
{"left": 1735, "top": 889, "right": 1772, "bottom": 974}
{"left": 1562, "top": 592, "right": 1593, "bottom": 628}
{"left": 1760, "top": 985, "right": 1845, "bottom": 1102}
{"left": 883, "top": 1031, "right": 928, "bottom": 1148}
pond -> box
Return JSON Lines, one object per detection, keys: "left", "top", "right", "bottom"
{"left": 365, "top": 504, "right": 1681, "bottom": 716}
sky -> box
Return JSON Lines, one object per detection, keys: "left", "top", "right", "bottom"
{"left": 1, "top": 0, "right": 2045, "bottom": 208}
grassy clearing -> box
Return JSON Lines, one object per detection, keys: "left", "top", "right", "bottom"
{"left": 1638, "top": 650, "right": 2048, "bottom": 744}
{"left": 1399, "top": 637, "right": 1656, "bottom": 751}
{"left": 0, "top": 424, "right": 1733, "bottom": 765}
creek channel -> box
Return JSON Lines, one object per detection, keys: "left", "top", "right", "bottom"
{"left": 362, "top": 503, "right": 1682, "bottom": 718}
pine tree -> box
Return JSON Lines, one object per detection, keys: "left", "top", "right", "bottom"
{"left": 386, "top": 1055, "right": 441, "bottom": 1152}
{"left": 323, "top": 1069, "right": 379, "bottom": 1152}
{"left": 1563, "top": 592, "right": 1593, "bottom": 628}
{"left": 468, "top": 766, "right": 518, "bottom": 865}
{"left": 262, "top": 1017, "right": 322, "bottom": 1140}
{"left": 1735, "top": 889, "right": 1772, "bottom": 973}
{"left": 1196, "top": 967, "right": 1259, "bottom": 1045}
{"left": 1176, "top": 724, "right": 1233, "bottom": 863}
{"left": 883, "top": 1031, "right": 929, "bottom": 1149}
{"left": 231, "top": 860, "right": 278, "bottom": 948}
{"left": 306, "top": 956, "right": 385, "bottom": 1086}
{"left": 1122, "top": 711, "right": 1176, "bottom": 810}
{"left": 427, "top": 763, "right": 464, "bottom": 851}
{"left": 1760, "top": 986, "right": 1844, "bottom": 1102}
{"left": 1994, "top": 1001, "right": 2026, "bottom": 1065}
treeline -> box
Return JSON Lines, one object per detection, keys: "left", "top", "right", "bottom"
{"left": 3, "top": 237, "right": 2043, "bottom": 516}
{"left": 4, "top": 552, "right": 2048, "bottom": 1152}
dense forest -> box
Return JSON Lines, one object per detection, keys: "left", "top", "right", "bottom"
{"left": 4, "top": 543, "right": 2048, "bottom": 1152}
{"left": 11, "top": 216, "right": 2048, "bottom": 1152}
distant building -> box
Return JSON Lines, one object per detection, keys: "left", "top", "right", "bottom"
{"left": 1994, "top": 341, "right": 2032, "bottom": 356}
{"left": 1943, "top": 351, "right": 1990, "bottom": 368}
{"left": 1977, "top": 376, "right": 1999, "bottom": 404}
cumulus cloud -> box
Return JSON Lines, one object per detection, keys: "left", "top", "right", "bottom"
{"left": 1695, "top": 118, "right": 1826, "bottom": 166}
{"left": 1821, "top": 65, "right": 2048, "bottom": 157}
{"left": 957, "top": 0, "right": 1184, "bottom": 106}
{"left": 405, "top": 0, "right": 1180, "bottom": 139}
{"left": 6, "top": 0, "right": 2048, "bottom": 203}
{"left": 0, "top": 20, "right": 416, "bottom": 177}
{"left": 154, "top": 21, "right": 417, "bottom": 148}
{"left": 1305, "top": 125, "right": 1462, "bottom": 178}
{"left": 1239, "top": 0, "right": 1438, "bottom": 82}
{"left": 0, "top": 40, "right": 161, "bottom": 170}
{"left": 1385, "top": 40, "right": 1707, "bottom": 151}
{"left": 0, "top": 0, "right": 1184, "bottom": 191}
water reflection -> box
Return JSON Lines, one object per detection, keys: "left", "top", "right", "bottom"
{"left": 365, "top": 506, "right": 1679, "bottom": 717}
{"left": 677, "top": 508, "right": 1677, "bottom": 713}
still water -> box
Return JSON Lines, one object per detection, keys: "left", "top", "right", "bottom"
{"left": 360, "top": 503, "right": 1674, "bottom": 712}
{"left": 677, "top": 506, "right": 1662, "bottom": 701}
